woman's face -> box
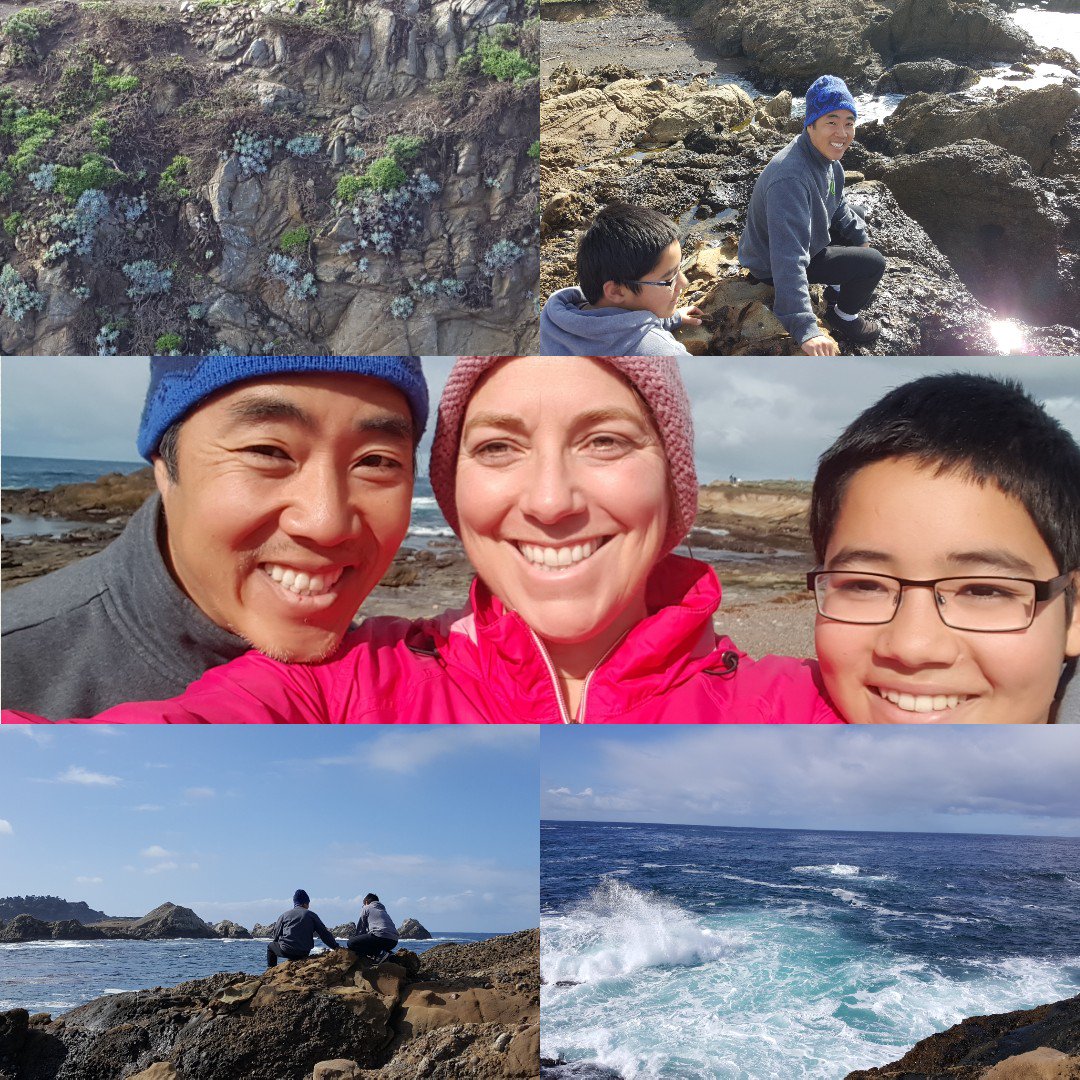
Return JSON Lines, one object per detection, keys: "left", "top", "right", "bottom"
{"left": 455, "top": 357, "right": 671, "bottom": 651}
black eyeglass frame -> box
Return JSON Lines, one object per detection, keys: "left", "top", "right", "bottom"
{"left": 805, "top": 569, "right": 1074, "bottom": 632}
{"left": 624, "top": 275, "right": 680, "bottom": 289}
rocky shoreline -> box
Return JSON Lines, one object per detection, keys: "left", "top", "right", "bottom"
{"left": 0, "top": 903, "right": 433, "bottom": 945}
{"left": 0, "top": 928, "right": 540, "bottom": 1079}
{"left": 540, "top": 0, "right": 1080, "bottom": 355}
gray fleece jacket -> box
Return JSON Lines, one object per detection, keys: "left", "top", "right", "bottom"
{"left": 539, "top": 287, "right": 690, "bottom": 356}
{"left": 356, "top": 901, "right": 398, "bottom": 942}
{"left": 738, "top": 131, "right": 868, "bottom": 344}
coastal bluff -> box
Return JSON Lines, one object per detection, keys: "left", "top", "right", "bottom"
{"left": 0, "top": 903, "right": 216, "bottom": 942}
{"left": 0, "top": 929, "right": 539, "bottom": 1080}
{"left": 845, "top": 993, "right": 1080, "bottom": 1079}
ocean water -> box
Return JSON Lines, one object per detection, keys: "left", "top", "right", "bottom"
{"left": 541, "top": 821, "right": 1080, "bottom": 1080}
{"left": 1, "top": 455, "right": 453, "bottom": 544}
{"left": 0, "top": 931, "right": 494, "bottom": 1016}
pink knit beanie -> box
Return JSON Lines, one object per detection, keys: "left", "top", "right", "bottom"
{"left": 429, "top": 357, "right": 698, "bottom": 554}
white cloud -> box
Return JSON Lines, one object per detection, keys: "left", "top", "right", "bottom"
{"left": 133, "top": 804, "right": 163, "bottom": 812}
{"left": 141, "top": 844, "right": 174, "bottom": 858}
{"left": 184, "top": 787, "right": 215, "bottom": 799}
{"left": 58, "top": 765, "right": 120, "bottom": 786}
{"left": 312, "top": 727, "right": 537, "bottom": 775}
{"left": 8, "top": 727, "right": 54, "bottom": 746}
{"left": 0, "top": 819, "right": 13, "bottom": 836}
{"left": 145, "top": 861, "right": 178, "bottom": 874}
{"left": 75, "top": 875, "right": 103, "bottom": 885}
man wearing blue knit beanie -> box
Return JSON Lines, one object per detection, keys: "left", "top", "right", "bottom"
{"left": 739, "top": 75, "right": 886, "bottom": 354}
{"left": 1, "top": 356, "right": 429, "bottom": 718}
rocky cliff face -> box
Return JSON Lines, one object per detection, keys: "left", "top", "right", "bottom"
{"left": 844, "top": 993, "right": 1080, "bottom": 1079}
{"left": 0, "top": 929, "right": 540, "bottom": 1080}
{"left": 0, "top": 0, "right": 539, "bottom": 355}
{"left": 540, "top": 64, "right": 1080, "bottom": 354}
{"left": 0, "top": 897, "right": 108, "bottom": 925}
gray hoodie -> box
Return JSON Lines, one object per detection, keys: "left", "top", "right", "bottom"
{"left": 357, "top": 901, "right": 398, "bottom": 942}
{"left": 738, "top": 131, "right": 868, "bottom": 344}
{"left": 539, "top": 286, "right": 690, "bottom": 356}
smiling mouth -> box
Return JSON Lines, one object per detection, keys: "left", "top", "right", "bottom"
{"left": 515, "top": 538, "right": 611, "bottom": 571}
{"left": 830, "top": 140, "right": 848, "bottom": 151}
{"left": 261, "top": 562, "right": 346, "bottom": 597}
{"left": 874, "top": 687, "right": 971, "bottom": 713}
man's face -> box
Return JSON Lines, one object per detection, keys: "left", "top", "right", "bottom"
{"left": 807, "top": 110, "right": 856, "bottom": 161}
{"left": 155, "top": 373, "right": 414, "bottom": 662}
{"left": 606, "top": 240, "right": 687, "bottom": 319}
{"left": 815, "top": 457, "right": 1080, "bottom": 724}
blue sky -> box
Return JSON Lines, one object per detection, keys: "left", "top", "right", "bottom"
{"left": 0, "top": 726, "right": 538, "bottom": 932}
{"left": 541, "top": 726, "right": 1080, "bottom": 837}
{"left": 4, "top": 356, "right": 1079, "bottom": 481}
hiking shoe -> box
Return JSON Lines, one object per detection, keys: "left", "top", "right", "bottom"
{"left": 826, "top": 306, "right": 881, "bottom": 345}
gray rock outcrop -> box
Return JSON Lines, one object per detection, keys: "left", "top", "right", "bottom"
{"left": 212, "top": 920, "right": 251, "bottom": 939}
{"left": 397, "top": 918, "right": 432, "bottom": 940}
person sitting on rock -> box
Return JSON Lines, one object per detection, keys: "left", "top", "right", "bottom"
{"left": 539, "top": 203, "right": 703, "bottom": 356}
{"left": 347, "top": 893, "right": 399, "bottom": 962}
{"left": 266, "top": 889, "right": 340, "bottom": 967}
{"left": 739, "top": 75, "right": 886, "bottom": 355}
{"left": 1, "top": 356, "right": 428, "bottom": 719}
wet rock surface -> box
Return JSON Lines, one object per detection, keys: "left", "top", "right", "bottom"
{"left": 844, "top": 993, "right": 1080, "bottom": 1079}
{"left": 0, "top": 930, "right": 540, "bottom": 1080}
{"left": 540, "top": 59, "right": 1080, "bottom": 354}
{"left": 688, "top": 0, "right": 1045, "bottom": 92}
{"left": 1, "top": 0, "right": 539, "bottom": 355}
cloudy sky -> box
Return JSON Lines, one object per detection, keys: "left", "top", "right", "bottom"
{"left": 541, "top": 726, "right": 1080, "bottom": 837}
{"left": 0, "top": 725, "right": 538, "bottom": 931}
{"left": 4, "top": 356, "right": 1078, "bottom": 481}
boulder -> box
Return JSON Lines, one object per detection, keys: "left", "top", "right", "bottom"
{"left": 868, "top": 84, "right": 1080, "bottom": 172}
{"left": 644, "top": 85, "right": 756, "bottom": 145}
{"left": 250, "top": 923, "right": 275, "bottom": 938}
{"left": 128, "top": 903, "right": 217, "bottom": 940}
{"left": 874, "top": 59, "right": 980, "bottom": 94}
{"left": 845, "top": 993, "right": 1080, "bottom": 1079}
{"left": 397, "top": 918, "right": 432, "bottom": 940}
{"left": 0, "top": 916, "right": 52, "bottom": 943}
{"left": 879, "top": 139, "right": 1077, "bottom": 326}
{"left": 213, "top": 920, "right": 251, "bottom": 939}
{"left": 691, "top": 0, "right": 1037, "bottom": 92}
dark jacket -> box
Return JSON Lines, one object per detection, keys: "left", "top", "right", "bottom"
{"left": 271, "top": 906, "right": 339, "bottom": 958}
{"left": 1, "top": 495, "right": 247, "bottom": 717}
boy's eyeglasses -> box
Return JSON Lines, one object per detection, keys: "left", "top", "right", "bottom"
{"left": 625, "top": 275, "right": 680, "bottom": 289}
{"left": 806, "top": 570, "right": 1074, "bottom": 633}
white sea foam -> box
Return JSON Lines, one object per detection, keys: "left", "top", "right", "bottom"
{"left": 407, "top": 525, "right": 455, "bottom": 537}
{"left": 540, "top": 880, "right": 740, "bottom": 986}
{"left": 793, "top": 863, "right": 861, "bottom": 877}
{"left": 541, "top": 899, "right": 1080, "bottom": 1080}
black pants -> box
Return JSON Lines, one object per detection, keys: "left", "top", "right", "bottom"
{"left": 347, "top": 932, "right": 397, "bottom": 960}
{"left": 266, "top": 941, "right": 306, "bottom": 966}
{"left": 805, "top": 244, "right": 886, "bottom": 314}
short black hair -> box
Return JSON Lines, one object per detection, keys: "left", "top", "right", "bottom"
{"left": 577, "top": 203, "right": 679, "bottom": 305}
{"left": 811, "top": 373, "right": 1080, "bottom": 614}
{"left": 363, "top": 893, "right": 379, "bottom": 904}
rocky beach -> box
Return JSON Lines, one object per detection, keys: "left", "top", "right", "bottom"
{"left": 540, "top": 0, "right": 1080, "bottom": 355}
{"left": 2, "top": 467, "right": 819, "bottom": 658}
{"left": 0, "top": 927, "right": 540, "bottom": 1079}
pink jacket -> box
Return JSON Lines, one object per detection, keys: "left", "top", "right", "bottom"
{"left": 4, "top": 556, "right": 840, "bottom": 724}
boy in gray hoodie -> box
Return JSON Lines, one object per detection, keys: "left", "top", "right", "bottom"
{"left": 540, "top": 204, "right": 703, "bottom": 356}
{"left": 739, "top": 75, "right": 886, "bottom": 355}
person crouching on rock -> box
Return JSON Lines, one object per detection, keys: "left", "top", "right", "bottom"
{"left": 738, "top": 75, "right": 885, "bottom": 355}
{"left": 539, "top": 204, "right": 703, "bottom": 356}
{"left": 347, "top": 893, "right": 398, "bottom": 962}
{"left": 266, "top": 889, "right": 340, "bottom": 967}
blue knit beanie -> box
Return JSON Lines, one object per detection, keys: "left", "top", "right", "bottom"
{"left": 137, "top": 356, "right": 429, "bottom": 461}
{"left": 804, "top": 75, "right": 857, "bottom": 128}
{"left": 293, "top": 889, "right": 310, "bottom": 907}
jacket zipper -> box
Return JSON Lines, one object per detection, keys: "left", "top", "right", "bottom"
{"left": 527, "top": 629, "right": 626, "bottom": 724}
